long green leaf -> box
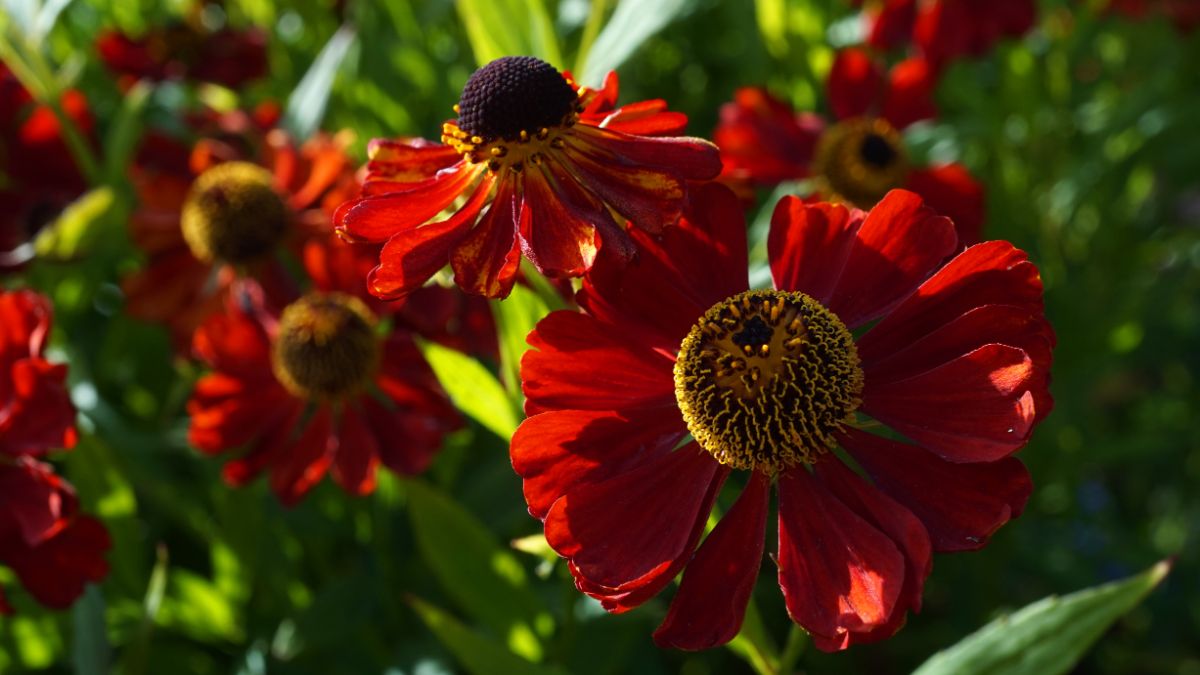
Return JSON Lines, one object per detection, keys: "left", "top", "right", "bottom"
{"left": 409, "top": 597, "right": 565, "bottom": 675}
{"left": 490, "top": 283, "right": 550, "bottom": 397}
{"left": 913, "top": 560, "right": 1173, "bottom": 675}
{"left": 579, "top": 0, "right": 695, "bottom": 86}
{"left": 455, "top": 0, "right": 562, "bottom": 67}
{"left": 283, "top": 25, "right": 356, "bottom": 140}
{"left": 71, "top": 586, "right": 109, "bottom": 675}
{"left": 418, "top": 339, "right": 519, "bottom": 439}
{"left": 406, "top": 479, "right": 551, "bottom": 662}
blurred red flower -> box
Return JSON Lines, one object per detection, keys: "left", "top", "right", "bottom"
{"left": 335, "top": 56, "right": 722, "bottom": 300}
{"left": 715, "top": 48, "right": 986, "bottom": 244}
{"left": 0, "top": 65, "right": 92, "bottom": 271}
{"left": 854, "top": 0, "right": 1036, "bottom": 69}
{"left": 122, "top": 113, "right": 358, "bottom": 347}
{"left": 1108, "top": 0, "right": 1200, "bottom": 32}
{"left": 187, "top": 237, "right": 462, "bottom": 505}
{"left": 513, "top": 184, "right": 1053, "bottom": 651}
{"left": 0, "top": 290, "right": 110, "bottom": 613}
{"left": 96, "top": 22, "right": 267, "bottom": 89}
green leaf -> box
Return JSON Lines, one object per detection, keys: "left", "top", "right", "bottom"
{"left": 754, "top": 0, "right": 788, "bottom": 58}
{"left": 102, "top": 80, "right": 151, "bottom": 184}
{"left": 726, "top": 597, "right": 779, "bottom": 675}
{"left": 455, "top": 0, "right": 562, "bottom": 67}
{"left": 34, "top": 187, "right": 115, "bottom": 260}
{"left": 491, "top": 282, "right": 550, "bottom": 397}
{"left": 158, "top": 570, "right": 243, "bottom": 644}
{"left": 418, "top": 339, "right": 519, "bottom": 439}
{"left": 409, "top": 597, "right": 566, "bottom": 675}
{"left": 71, "top": 586, "right": 110, "bottom": 675}
{"left": 283, "top": 25, "right": 356, "bottom": 141}
{"left": 913, "top": 560, "right": 1173, "bottom": 675}
{"left": 579, "top": 0, "right": 695, "bottom": 87}
{"left": 406, "top": 479, "right": 551, "bottom": 661}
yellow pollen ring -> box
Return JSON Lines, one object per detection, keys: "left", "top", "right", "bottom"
{"left": 270, "top": 292, "right": 382, "bottom": 401}
{"left": 813, "top": 116, "right": 909, "bottom": 209}
{"left": 674, "top": 290, "right": 864, "bottom": 473}
{"left": 440, "top": 110, "right": 580, "bottom": 175}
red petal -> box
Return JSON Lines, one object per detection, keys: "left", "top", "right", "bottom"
{"left": 863, "top": 344, "right": 1038, "bottom": 463}
{"left": 511, "top": 408, "right": 686, "bottom": 519}
{"left": 520, "top": 167, "right": 601, "bottom": 278}
{"left": 828, "top": 48, "right": 884, "bottom": 121}
{"left": 714, "top": 87, "right": 822, "bottom": 186}
{"left": 363, "top": 138, "right": 462, "bottom": 182}
{"left": 6, "top": 515, "right": 110, "bottom": 610}
{"left": 0, "top": 457, "right": 71, "bottom": 547}
{"left": 521, "top": 311, "right": 676, "bottom": 416}
{"left": 597, "top": 100, "right": 689, "bottom": 136}
{"left": 368, "top": 174, "right": 493, "bottom": 299}
{"left": 336, "top": 161, "right": 480, "bottom": 243}
{"left": 332, "top": 405, "right": 380, "bottom": 496}
{"left": 186, "top": 374, "right": 296, "bottom": 453}
{"left": 269, "top": 407, "right": 335, "bottom": 506}
{"left": 881, "top": 57, "right": 937, "bottom": 130}
{"left": 767, "top": 197, "right": 863, "bottom": 304}
{"left": 865, "top": 0, "right": 918, "bottom": 51}
{"left": 905, "top": 164, "right": 986, "bottom": 247}
{"left": 776, "top": 466, "right": 904, "bottom": 651}
{"left": 0, "top": 289, "right": 52, "bottom": 363}
{"left": 545, "top": 447, "right": 724, "bottom": 590}
{"left": 654, "top": 472, "right": 770, "bottom": 650}
{"left": 571, "top": 124, "right": 722, "bottom": 180}
{"left": 361, "top": 395, "right": 453, "bottom": 476}
{"left": 840, "top": 427, "right": 1033, "bottom": 552}
{"left": 824, "top": 189, "right": 958, "bottom": 327}
{"left": 0, "top": 359, "right": 76, "bottom": 456}
{"left": 192, "top": 305, "right": 273, "bottom": 376}
{"left": 450, "top": 178, "right": 523, "bottom": 298}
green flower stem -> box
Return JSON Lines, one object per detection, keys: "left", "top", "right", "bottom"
{"left": 777, "top": 623, "right": 808, "bottom": 674}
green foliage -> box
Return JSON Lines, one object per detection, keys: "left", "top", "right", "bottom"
{"left": 418, "top": 339, "right": 520, "bottom": 439}
{"left": 409, "top": 597, "right": 567, "bottom": 675}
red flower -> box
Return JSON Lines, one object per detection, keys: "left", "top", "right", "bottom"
{"left": 0, "top": 458, "right": 111, "bottom": 613}
{"left": 187, "top": 237, "right": 462, "bottom": 505}
{"left": 854, "top": 0, "right": 1036, "bottom": 69}
{"left": 715, "top": 48, "right": 985, "bottom": 244}
{"left": 1, "top": 290, "right": 76, "bottom": 457}
{"left": 855, "top": 0, "right": 919, "bottom": 51}
{"left": 513, "top": 184, "right": 1052, "bottom": 651}
{"left": 122, "top": 119, "right": 358, "bottom": 347}
{"left": 335, "top": 56, "right": 722, "bottom": 299}
{"left": 1, "top": 65, "right": 92, "bottom": 271}
{"left": 1108, "top": 0, "right": 1200, "bottom": 33}
{"left": 96, "top": 21, "right": 267, "bottom": 89}
{"left": 0, "top": 289, "right": 110, "bottom": 613}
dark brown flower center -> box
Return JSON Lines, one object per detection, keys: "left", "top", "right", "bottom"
{"left": 674, "top": 290, "right": 864, "bottom": 473}
{"left": 271, "top": 292, "right": 381, "bottom": 401}
{"left": 455, "top": 56, "right": 578, "bottom": 142}
{"left": 814, "top": 117, "right": 908, "bottom": 209}
{"left": 181, "top": 161, "right": 288, "bottom": 265}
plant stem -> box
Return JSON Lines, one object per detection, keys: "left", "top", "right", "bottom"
{"left": 777, "top": 624, "right": 808, "bottom": 674}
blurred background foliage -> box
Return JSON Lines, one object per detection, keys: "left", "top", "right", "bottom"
{"left": 0, "top": 0, "right": 1198, "bottom": 673}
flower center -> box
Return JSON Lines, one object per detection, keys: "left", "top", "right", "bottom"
{"left": 271, "top": 292, "right": 381, "bottom": 401}
{"left": 813, "top": 117, "right": 908, "bottom": 208}
{"left": 180, "top": 161, "right": 288, "bottom": 265}
{"left": 674, "top": 290, "right": 864, "bottom": 473}
{"left": 441, "top": 56, "right": 581, "bottom": 174}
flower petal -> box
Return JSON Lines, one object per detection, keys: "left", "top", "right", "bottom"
{"left": 881, "top": 57, "right": 937, "bottom": 130}
{"left": 828, "top": 48, "right": 884, "bottom": 121}
{"left": 450, "top": 178, "right": 523, "bottom": 298}
{"left": 768, "top": 196, "right": 863, "bottom": 304}
{"left": 269, "top": 407, "right": 335, "bottom": 506}
{"left": 331, "top": 405, "right": 380, "bottom": 496}
{"left": 0, "top": 359, "right": 76, "bottom": 456}
{"left": 187, "top": 373, "right": 297, "bottom": 453}
{"left": 905, "top": 164, "right": 986, "bottom": 247}
{"left": 863, "top": 344, "right": 1038, "bottom": 463}
{"left": 335, "top": 161, "right": 481, "bottom": 243}
{"left": 520, "top": 166, "right": 602, "bottom": 278}
{"left": 776, "top": 466, "right": 905, "bottom": 651}
{"left": 5, "top": 515, "right": 110, "bottom": 610}
{"left": 715, "top": 87, "right": 822, "bottom": 186}
{"left": 840, "top": 427, "right": 1033, "bottom": 551}
{"left": 654, "top": 471, "right": 770, "bottom": 650}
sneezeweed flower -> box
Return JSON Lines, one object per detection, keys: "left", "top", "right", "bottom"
{"left": 715, "top": 48, "right": 985, "bottom": 244}
{"left": 96, "top": 18, "right": 267, "bottom": 89}
{"left": 513, "top": 184, "right": 1052, "bottom": 651}
{"left": 0, "top": 290, "right": 110, "bottom": 613}
{"left": 123, "top": 118, "right": 357, "bottom": 346}
{"left": 1, "top": 65, "right": 92, "bottom": 271}
{"left": 187, "top": 238, "right": 461, "bottom": 505}
{"left": 851, "top": 0, "right": 1037, "bottom": 70}
{"left": 335, "top": 56, "right": 723, "bottom": 299}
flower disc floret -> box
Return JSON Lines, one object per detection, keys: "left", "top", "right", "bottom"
{"left": 455, "top": 56, "right": 579, "bottom": 142}
{"left": 674, "top": 289, "right": 864, "bottom": 473}
{"left": 270, "top": 292, "right": 380, "bottom": 401}
{"left": 180, "top": 161, "right": 287, "bottom": 265}
{"left": 814, "top": 117, "right": 908, "bottom": 208}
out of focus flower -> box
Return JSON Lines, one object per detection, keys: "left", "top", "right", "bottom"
{"left": 96, "top": 20, "right": 267, "bottom": 89}
{"left": 335, "top": 55, "right": 722, "bottom": 299}
{"left": 0, "top": 290, "right": 110, "bottom": 613}
{"left": 513, "top": 184, "right": 1052, "bottom": 651}
{"left": 187, "top": 238, "right": 462, "bottom": 505}
{"left": 122, "top": 113, "right": 357, "bottom": 346}
{"left": 853, "top": 0, "right": 1037, "bottom": 69}
{"left": 1107, "top": 0, "right": 1200, "bottom": 33}
{"left": 0, "top": 65, "right": 92, "bottom": 271}
{"left": 715, "top": 48, "right": 985, "bottom": 244}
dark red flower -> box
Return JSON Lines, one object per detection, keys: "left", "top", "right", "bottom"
{"left": 96, "top": 21, "right": 267, "bottom": 89}
{"left": 187, "top": 237, "right": 462, "bottom": 505}
{"left": 1, "top": 65, "right": 92, "bottom": 271}
{"left": 855, "top": 0, "right": 919, "bottom": 51}
{"left": 715, "top": 48, "right": 986, "bottom": 245}
{"left": 1107, "top": 0, "right": 1200, "bottom": 33}
{"left": 0, "top": 457, "right": 111, "bottom": 613}
{"left": 913, "top": 0, "right": 1037, "bottom": 69}
{"left": 513, "top": 183, "right": 1052, "bottom": 651}
{"left": 335, "top": 56, "right": 722, "bottom": 300}
{"left": 1, "top": 290, "right": 76, "bottom": 457}
{"left": 122, "top": 121, "right": 359, "bottom": 347}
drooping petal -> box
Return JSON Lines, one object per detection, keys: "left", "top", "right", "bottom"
{"left": 768, "top": 196, "right": 863, "bottom": 304}
{"left": 714, "top": 87, "right": 823, "bottom": 186}
{"left": 0, "top": 457, "right": 71, "bottom": 547}
{"left": 363, "top": 138, "right": 462, "bottom": 183}
{"left": 512, "top": 407, "right": 686, "bottom": 519}
{"left": 776, "top": 466, "right": 905, "bottom": 651}
{"left": 881, "top": 57, "right": 937, "bottom": 130}
{"left": 5, "top": 515, "right": 109, "bottom": 610}
{"left": 0, "top": 289, "right": 51, "bottom": 363}
{"left": 335, "top": 161, "right": 482, "bottom": 243}
{"left": 186, "top": 373, "right": 297, "bottom": 454}
{"left": 654, "top": 471, "right": 770, "bottom": 650}
{"left": 192, "top": 303, "right": 274, "bottom": 377}
{"left": 520, "top": 165, "right": 602, "bottom": 278}
{"left": 0, "top": 359, "right": 76, "bottom": 456}
{"left": 450, "top": 177, "right": 524, "bottom": 298}
{"left": 905, "top": 163, "right": 986, "bottom": 246}
{"left": 840, "top": 427, "right": 1033, "bottom": 552}
{"left": 269, "top": 407, "right": 335, "bottom": 506}
{"left": 545, "top": 446, "right": 724, "bottom": 590}
{"left": 863, "top": 344, "right": 1038, "bottom": 463}
{"left": 828, "top": 48, "right": 885, "bottom": 121}
{"left": 331, "top": 405, "right": 380, "bottom": 496}
{"left": 597, "top": 99, "right": 689, "bottom": 136}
